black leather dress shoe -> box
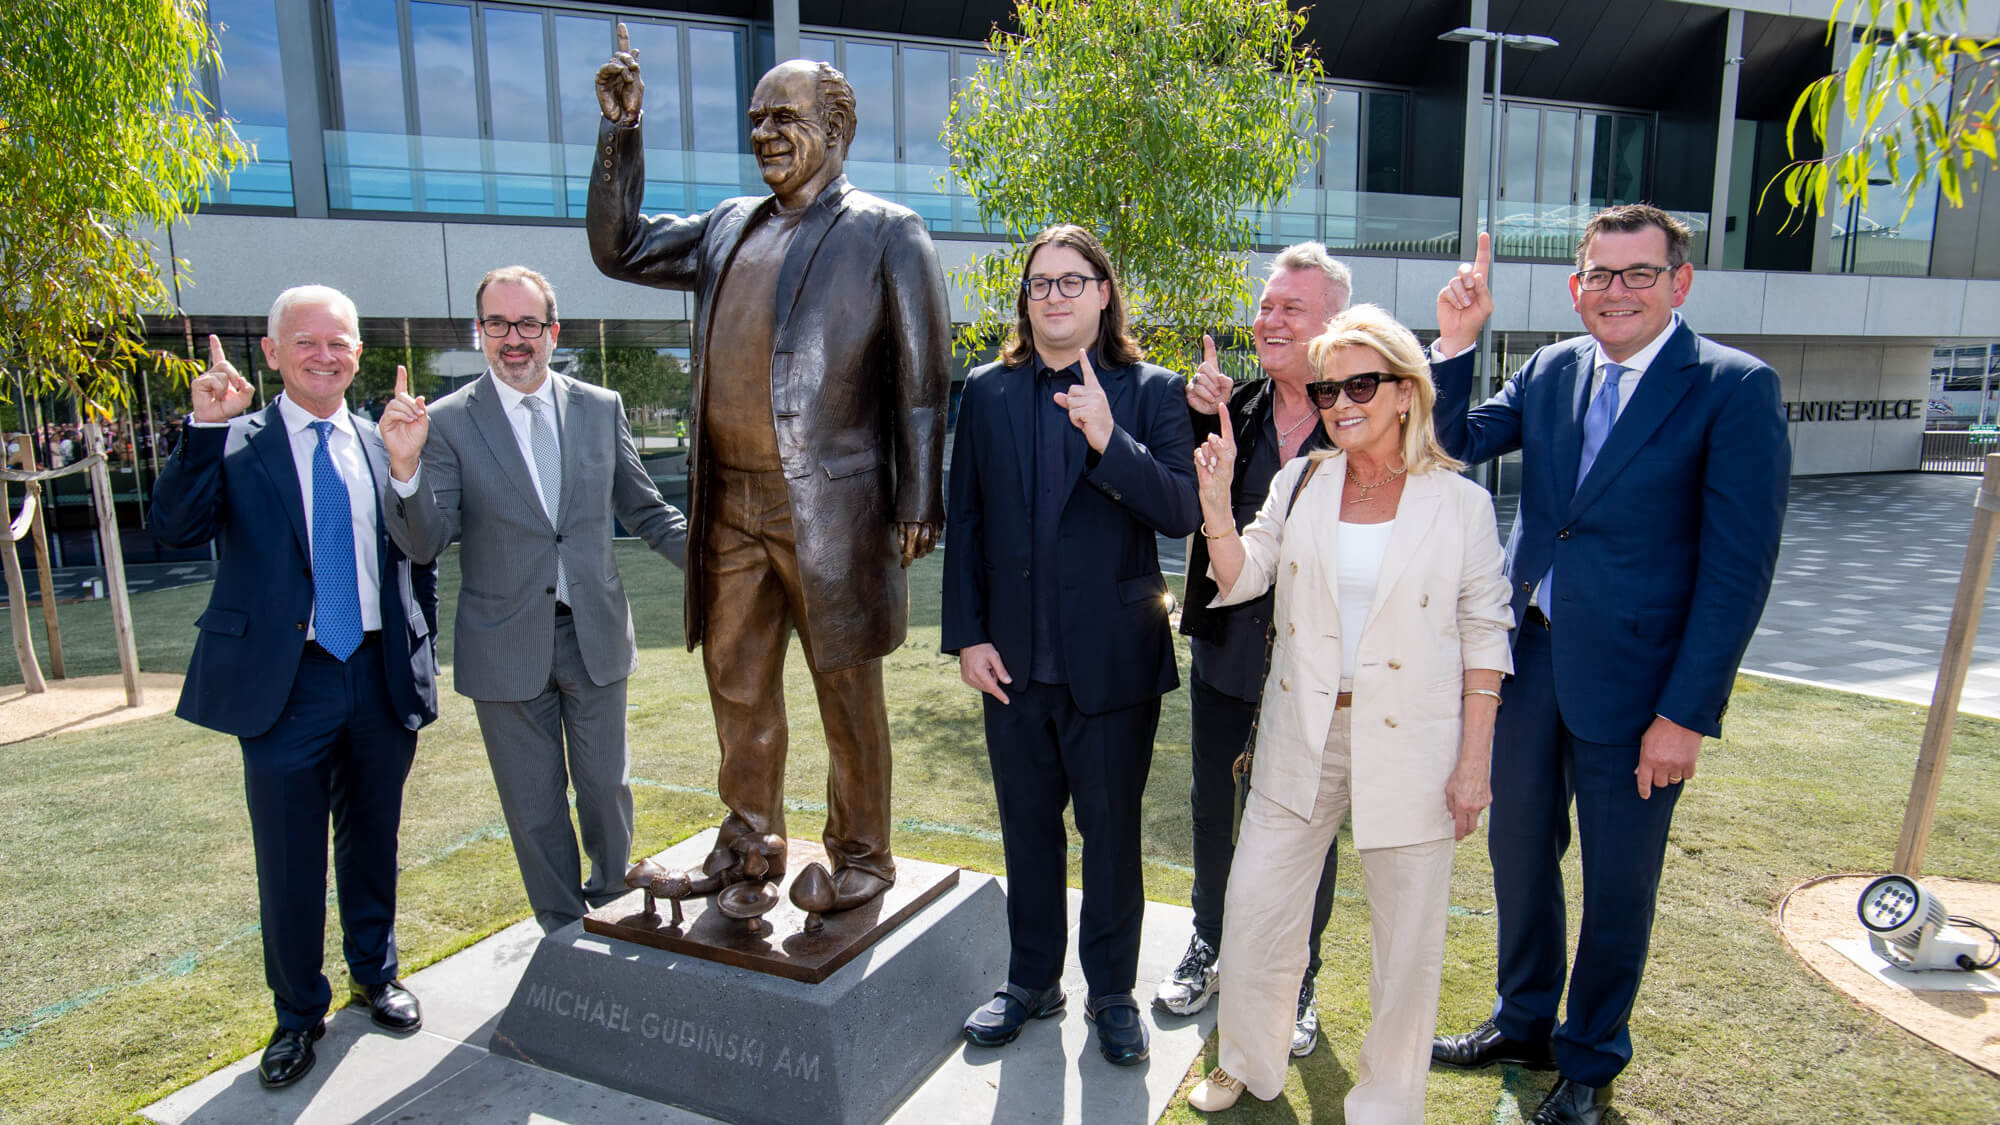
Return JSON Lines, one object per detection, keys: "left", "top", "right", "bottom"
{"left": 1528, "top": 1077, "right": 1613, "bottom": 1125}
{"left": 258, "top": 1021, "right": 325, "bottom": 1089}
{"left": 963, "top": 981, "right": 1066, "bottom": 1047}
{"left": 350, "top": 978, "right": 423, "bottom": 1033}
{"left": 1432, "top": 1017, "right": 1555, "bottom": 1070}
{"left": 1084, "top": 994, "right": 1150, "bottom": 1066}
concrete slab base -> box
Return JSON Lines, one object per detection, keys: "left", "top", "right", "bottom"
{"left": 142, "top": 855, "right": 1215, "bottom": 1125}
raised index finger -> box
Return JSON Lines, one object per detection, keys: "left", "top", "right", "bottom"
{"left": 1076, "top": 348, "right": 1099, "bottom": 387}
{"left": 616, "top": 21, "right": 630, "bottom": 54}
{"left": 1202, "top": 334, "right": 1218, "bottom": 370}
{"left": 1215, "top": 400, "right": 1234, "bottom": 445}
{"left": 207, "top": 334, "right": 224, "bottom": 369}
{"left": 394, "top": 365, "right": 408, "bottom": 397}
{"left": 1474, "top": 230, "right": 1491, "bottom": 279}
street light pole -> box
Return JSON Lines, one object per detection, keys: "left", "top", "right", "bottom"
{"left": 1439, "top": 26, "right": 1559, "bottom": 454}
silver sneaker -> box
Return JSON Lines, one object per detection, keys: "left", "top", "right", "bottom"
{"left": 1153, "top": 934, "right": 1220, "bottom": 1016}
{"left": 1290, "top": 976, "right": 1319, "bottom": 1057}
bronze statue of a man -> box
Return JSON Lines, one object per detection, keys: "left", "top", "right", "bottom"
{"left": 587, "top": 28, "right": 951, "bottom": 917}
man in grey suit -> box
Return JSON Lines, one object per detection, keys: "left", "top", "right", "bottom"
{"left": 380, "top": 265, "right": 688, "bottom": 932}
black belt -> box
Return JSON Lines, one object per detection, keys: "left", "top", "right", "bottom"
{"left": 554, "top": 602, "right": 572, "bottom": 616}
{"left": 1524, "top": 605, "right": 1552, "bottom": 630}
{"left": 306, "top": 631, "right": 380, "bottom": 659}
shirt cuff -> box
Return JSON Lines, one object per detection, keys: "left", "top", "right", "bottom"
{"left": 1429, "top": 341, "right": 1477, "bottom": 362}
{"left": 390, "top": 466, "right": 421, "bottom": 496}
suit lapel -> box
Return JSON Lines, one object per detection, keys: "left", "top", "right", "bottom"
{"left": 247, "top": 402, "right": 310, "bottom": 561}
{"left": 773, "top": 178, "right": 851, "bottom": 332}
{"left": 354, "top": 417, "right": 395, "bottom": 599}
{"left": 556, "top": 377, "right": 592, "bottom": 527}
{"left": 1305, "top": 454, "right": 1346, "bottom": 611}
{"left": 468, "top": 375, "right": 553, "bottom": 532}
{"left": 1361, "top": 469, "right": 1441, "bottom": 634}
{"left": 1550, "top": 340, "right": 1592, "bottom": 511}
{"left": 1002, "top": 362, "right": 1036, "bottom": 513}
{"left": 1566, "top": 323, "right": 1701, "bottom": 518}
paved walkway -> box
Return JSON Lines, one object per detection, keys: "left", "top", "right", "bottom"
{"left": 1736, "top": 472, "right": 2000, "bottom": 718}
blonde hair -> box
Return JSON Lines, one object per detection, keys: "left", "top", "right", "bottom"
{"left": 1304, "top": 303, "right": 1463, "bottom": 476}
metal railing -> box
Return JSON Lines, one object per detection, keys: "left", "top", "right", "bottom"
{"left": 1920, "top": 429, "right": 1999, "bottom": 472}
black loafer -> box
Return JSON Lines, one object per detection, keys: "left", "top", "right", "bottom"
{"left": 350, "top": 978, "right": 422, "bottom": 1033}
{"left": 1528, "top": 1077, "right": 1613, "bottom": 1125}
{"left": 1085, "top": 993, "right": 1149, "bottom": 1066}
{"left": 963, "top": 981, "right": 1066, "bottom": 1047}
{"left": 1432, "top": 1017, "right": 1554, "bottom": 1070}
{"left": 257, "top": 1021, "right": 325, "bottom": 1089}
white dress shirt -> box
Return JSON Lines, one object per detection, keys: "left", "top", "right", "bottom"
{"left": 275, "top": 394, "right": 383, "bottom": 634}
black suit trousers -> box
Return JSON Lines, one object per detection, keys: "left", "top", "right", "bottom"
{"left": 241, "top": 640, "right": 418, "bottom": 1030}
{"left": 983, "top": 681, "right": 1157, "bottom": 998}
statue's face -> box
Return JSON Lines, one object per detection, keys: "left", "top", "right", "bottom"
{"left": 748, "top": 65, "right": 831, "bottom": 199}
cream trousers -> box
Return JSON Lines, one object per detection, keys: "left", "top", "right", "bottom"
{"left": 1216, "top": 709, "right": 1456, "bottom": 1124}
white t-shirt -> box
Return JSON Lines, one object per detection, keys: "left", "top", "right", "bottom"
{"left": 1336, "top": 518, "right": 1396, "bottom": 691}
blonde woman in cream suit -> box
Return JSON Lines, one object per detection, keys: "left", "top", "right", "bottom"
{"left": 1186, "top": 304, "right": 1514, "bottom": 1123}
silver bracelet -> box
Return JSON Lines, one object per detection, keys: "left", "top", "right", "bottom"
{"left": 1462, "top": 688, "right": 1502, "bottom": 702}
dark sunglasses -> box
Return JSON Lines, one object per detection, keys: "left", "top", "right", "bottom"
{"left": 1304, "top": 372, "right": 1402, "bottom": 408}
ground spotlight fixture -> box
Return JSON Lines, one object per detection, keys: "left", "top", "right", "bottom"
{"left": 1857, "top": 874, "right": 2000, "bottom": 972}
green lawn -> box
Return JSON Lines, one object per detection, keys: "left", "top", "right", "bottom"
{"left": 2, "top": 545, "right": 1997, "bottom": 1123}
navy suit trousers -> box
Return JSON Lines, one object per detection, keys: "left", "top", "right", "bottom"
{"left": 241, "top": 639, "right": 418, "bottom": 1030}
{"left": 984, "top": 681, "right": 1158, "bottom": 998}
{"left": 1487, "top": 619, "right": 1681, "bottom": 1085}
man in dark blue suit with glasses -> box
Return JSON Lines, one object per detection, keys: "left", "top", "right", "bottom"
{"left": 1427, "top": 205, "right": 1788, "bottom": 1125}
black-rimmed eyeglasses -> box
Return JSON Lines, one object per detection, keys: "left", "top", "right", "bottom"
{"left": 479, "top": 317, "right": 550, "bottom": 339}
{"left": 1022, "top": 273, "right": 1104, "bottom": 301}
{"left": 1572, "top": 265, "right": 1671, "bottom": 291}
{"left": 1304, "top": 372, "right": 1402, "bottom": 408}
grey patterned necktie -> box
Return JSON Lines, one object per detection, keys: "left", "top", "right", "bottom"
{"left": 522, "top": 394, "right": 568, "bottom": 604}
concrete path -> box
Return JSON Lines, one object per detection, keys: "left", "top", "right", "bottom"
{"left": 143, "top": 838, "right": 1216, "bottom": 1125}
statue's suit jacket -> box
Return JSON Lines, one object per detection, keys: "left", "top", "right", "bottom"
{"left": 151, "top": 402, "right": 439, "bottom": 737}
{"left": 1432, "top": 320, "right": 1790, "bottom": 743}
{"left": 384, "top": 373, "right": 688, "bottom": 701}
{"left": 586, "top": 117, "right": 950, "bottom": 671}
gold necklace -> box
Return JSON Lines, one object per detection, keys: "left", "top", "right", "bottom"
{"left": 1345, "top": 461, "right": 1407, "bottom": 503}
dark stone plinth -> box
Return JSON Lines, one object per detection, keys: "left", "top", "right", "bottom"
{"left": 583, "top": 840, "right": 962, "bottom": 984}
{"left": 490, "top": 836, "right": 1009, "bottom": 1125}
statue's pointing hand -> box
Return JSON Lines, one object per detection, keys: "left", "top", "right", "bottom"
{"left": 596, "top": 22, "right": 645, "bottom": 126}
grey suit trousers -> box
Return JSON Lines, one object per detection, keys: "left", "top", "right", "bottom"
{"left": 472, "top": 613, "right": 633, "bottom": 932}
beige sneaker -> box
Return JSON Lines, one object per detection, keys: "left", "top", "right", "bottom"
{"left": 1188, "top": 1066, "right": 1245, "bottom": 1112}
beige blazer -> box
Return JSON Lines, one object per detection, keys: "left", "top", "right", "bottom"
{"left": 1213, "top": 453, "right": 1514, "bottom": 849}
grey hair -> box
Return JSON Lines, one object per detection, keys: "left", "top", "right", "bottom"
{"left": 1267, "top": 242, "right": 1353, "bottom": 311}
{"left": 266, "top": 285, "right": 359, "bottom": 340}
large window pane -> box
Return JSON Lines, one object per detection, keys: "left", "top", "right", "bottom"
{"left": 901, "top": 46, "right": 949, "bottom": 166}
{"left": 206, "top": 0, "right": 290, "bottom": 206}
{"left": 410, "top": 2, "right": 478, "bottom": 211}
{"left": 410, "top": 3, "right": 476, "bottom": 137}
{"left": 1324, "top": 88, "right": 1359, "bottom": 193}
{"left": 484, "top": 8, "right": 549, "bottom": 143}
{"left": 1541, "top": 109, "right": 1575, "bottom": 205}
{"left": 844, "top": 41, "right": 895, "bottom": 166}
{"left": 687, "top": 26, "right": 744, "bottom": 204}
{"left": 623, "top": 21, "right": 682, "bottom": 145}
{"left": 333, "top": 0, "right": 405, "bottom": 133}
{"left": 688, "top": 26, "right": 742, "bottom": 152}
{"left": 1362, "top": 90, "right": 1404, "bottom": 194}
{"left": 555, "top": 15, "right": 611, "bottom": 147}
{"left": 800, "top": 36, "right": 836, "bottom": 64}
{"left": 1502, "top": 103, "right": 1536, "bottom": 207}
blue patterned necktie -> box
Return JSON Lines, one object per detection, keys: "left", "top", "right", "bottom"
{"left": 521, "top": 396, "right": 568, "bottom": 604}
{"left": 308, "top": 421, "right": 363, "bottom": 661}
{"left": 1537, "top": 363, "right": 1626, "bottom": 622}
{"left": 1576, "top": 362, "right": 1626, "bottom": 485}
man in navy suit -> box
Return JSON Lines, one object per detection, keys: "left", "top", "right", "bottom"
{"left": 151, "top": 286, "right": 440, "bottom": 1090}
{"left": 942, "top": 224, "right": 1200, "bottom": 1066}
{"left": 1427, "top": 205, "right": 1789, "bottom": 1125}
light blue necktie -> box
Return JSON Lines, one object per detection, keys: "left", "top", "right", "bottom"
{"left": 1537, "top": 363, "right": 1625, "bottom": 621}
{"left": 308, "top": 421, "right": 363, "bottom": 661}
{"left": 522, "top": 396, "right": 568, "bottom": 604}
